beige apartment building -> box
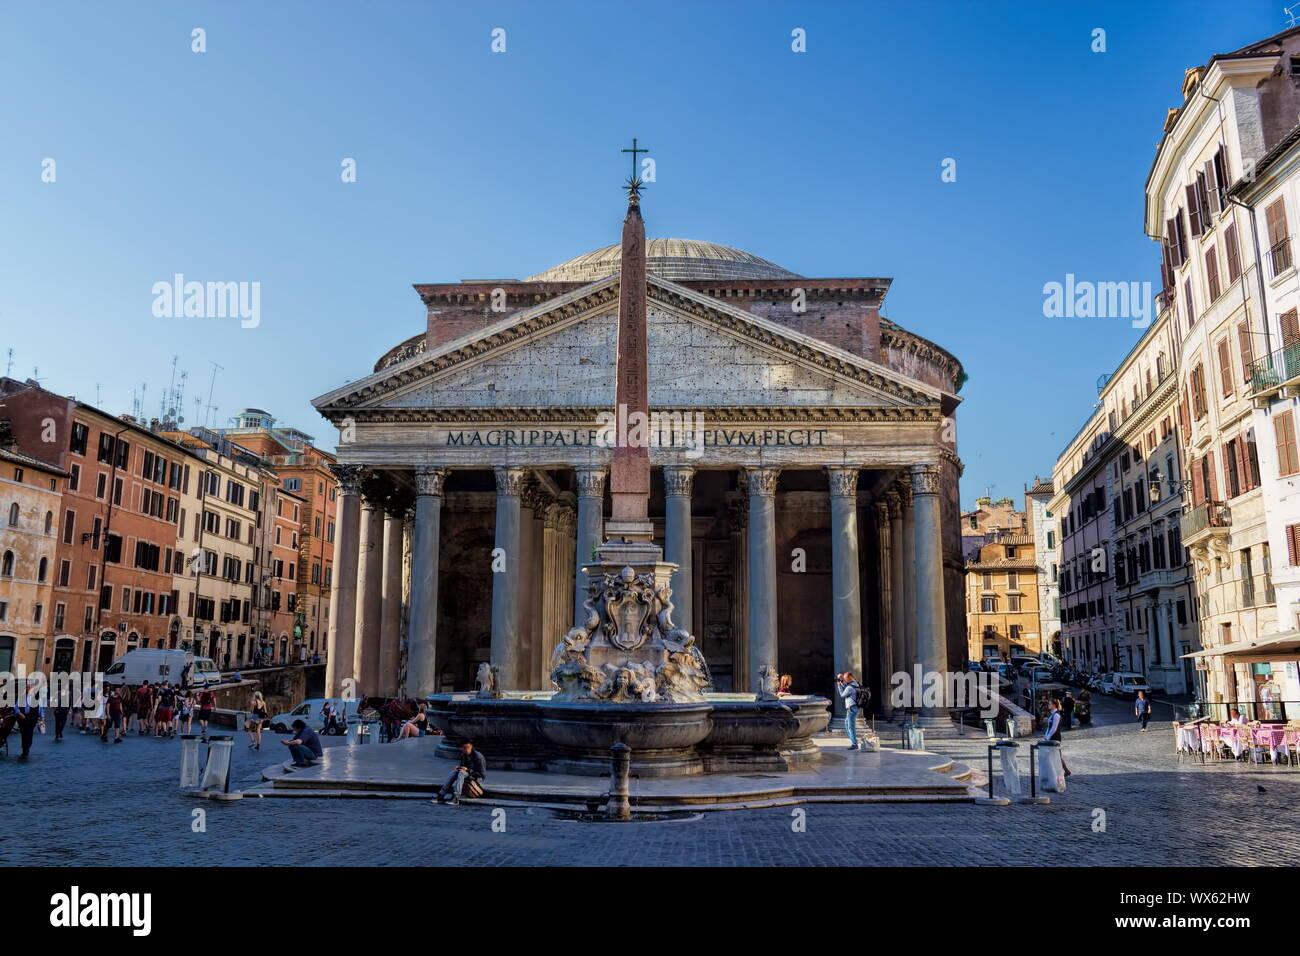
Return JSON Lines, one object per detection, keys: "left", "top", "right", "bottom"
{"left": 0, "top": 441, "right": 68, "bottom": 673}
{"left": 164, "top": 429, "right": 275, "bottom": 668}
{"left": 965, "top": 531, "right": 1042, "bottom": 661}
{"left": 1146, "top": 31, "right": 1300, "bottom": 711}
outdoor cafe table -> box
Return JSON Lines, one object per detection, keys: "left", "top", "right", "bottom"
{"left": 1252, "top": 725, "right": 1289, "bottom": 763}
{"left": 1217, "top": 724, "right": 1248, "bottom": 757}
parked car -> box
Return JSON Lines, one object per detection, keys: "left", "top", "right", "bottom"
{"left": 102, "top": 649, "right": 222, "bottom": 688}
{"left": 268, "top": 697, "right": 362, "bottom": 735}
{"left": 966, "top": 660, "right": 984, "bottom": 672}
{"left": 1101, "top": 672, "right": 1151, "bottom": 697}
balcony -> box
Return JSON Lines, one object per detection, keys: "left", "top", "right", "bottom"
{"left": 1268, "top": 237, "right": 1294, "bottom": 279}
{"left": 1180, "top": 500, "right": 1230, "bottom": 545}
{"left": 1248, "top": 340, "right": 1300, "bottom": 403}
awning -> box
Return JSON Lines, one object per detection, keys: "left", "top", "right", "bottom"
{"left": 1182, "top": 629, "right": 1300, "bottom": 664}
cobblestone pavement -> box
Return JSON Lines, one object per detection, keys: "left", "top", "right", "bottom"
{"left": 2, "top": 698, "right": 1296, "bottom": 867}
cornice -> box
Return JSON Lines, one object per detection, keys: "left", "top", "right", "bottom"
{"left": 1112, "top": 374, "right": 1180, "bottom": 444}
{"left": 323, "top": 405, "right": 946, "bottom": 425}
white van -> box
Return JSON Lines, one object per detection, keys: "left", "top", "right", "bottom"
{"left": 268, "top": 698, "right": 361, "bottom": 735}
{"left": 102, "top": 649, "right": 222, "bottom": 688}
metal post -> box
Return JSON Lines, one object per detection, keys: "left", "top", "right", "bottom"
{"left": 607, "top": 742, "right": 631, "bottom": 821}
{"left": 986, "top": 745, "right": 996, "bottom": 800}
{"left": 1029, "top": 743, "right": 1038, "bottom": 800}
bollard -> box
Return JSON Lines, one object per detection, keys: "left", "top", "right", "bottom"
{"left": 200, "top": 735, "right": 234, "bottom": 793}
{"left": 606, "top": 742, "right": 632, "bottom": 821}
{"left": 179, "top": 734, "right": 201, "bottom": 789}
{"left": 984, "top": 718, "right": 997, "bottom": 739}
{"left": 901, "top": 721, "right": 925, "bottom": 751}
{"left": 996, "top": 739, "right": 1022, "bottom": 797}
{"left": 1036, "top": 739, "right": 1066, "bottom": 793}
{"left": 1005, "top": 716, "right": 1017, "bottom": 739}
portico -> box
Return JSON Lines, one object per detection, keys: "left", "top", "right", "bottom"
{"left": 314, "top": 234, "right": 966, "bottom": 714}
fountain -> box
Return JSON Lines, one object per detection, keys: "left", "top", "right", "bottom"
{"left": 426, "top": 159, "right": 829, "bottom": 779}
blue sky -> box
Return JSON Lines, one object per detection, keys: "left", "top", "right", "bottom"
{"left": 0, "top": 0, "right": 1286, "bottom": 505}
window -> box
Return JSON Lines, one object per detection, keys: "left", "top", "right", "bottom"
{"left": 1283, "top": 309, "right": 1300, "bottom": 347}
{"left": 1217, "top": 339, "right": 1233, "bottom": 398}
{"left": 58, "top": 559, "right": 70, "bottom": 587}
{"left": 62, "top": 510, "right": 75, "bottom": 544}
{"left": 1184, "top": 279, "right": 1195, "bottom": 329}
{"left": 981, "top": 597, "right": 997, "bottom": 612}
{"left": 1238, "top": 321, "right": 1254, "bottom": 384}
{"left": 1, "top": 550, "right": 13, "bottom": 576}
{"left": 1266, "top": 198, "right": 1292, "bottom": 276}
{"left": 70, "top": 422, "right": 88, "bottom": 455}
{"left": 1275, "top": 410, "right": 1299, "bottom": 477}
{"left": 1190, "top": 364, "right": 1208, "bottom": 419}
{"left": 1287, "top": 523, "right": 1300, "bottom": 566}
{"left": 1205, "top": 245, "right": 1221, "bottom": 301}
{"left": 37, "top": 557, "right": 47, "bottom": 582}
{"left": 6, "top": 502, "right": 17, "bottom": 526}
{"left": 1225, "top": 222, "right": 1242, "bottom": 283}
{"left": 1008, "top": 595, "right": 1022, "bottom": 612}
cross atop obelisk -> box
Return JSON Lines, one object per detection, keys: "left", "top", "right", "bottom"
{"left": 606, "top": 138, "right": 653, "bottom": 541}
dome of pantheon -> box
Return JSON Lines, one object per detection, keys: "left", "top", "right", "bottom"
{"left": 526, "top": 238, "right": 802, "bottom": 283}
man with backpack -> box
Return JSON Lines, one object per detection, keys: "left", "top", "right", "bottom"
{"left": 134, "top": 681, "right": 154, "bottom": 736}
{"left": 196, "top": 687, "right": 217, "bottom": 741}
{"left": 836, "top": 671, "right": 869, "bottom": 751}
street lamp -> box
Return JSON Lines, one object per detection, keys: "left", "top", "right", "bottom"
{"left": 1148, "top": 466, "right": 1188, "bottom": 503}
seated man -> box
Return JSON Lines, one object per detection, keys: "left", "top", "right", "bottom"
{"left": 435, "top": 741, "right": 486, "bottom": 806}
{"left": 281, "top": 719, "right": 324, "bottom": 767}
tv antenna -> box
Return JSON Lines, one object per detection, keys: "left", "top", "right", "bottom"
{"left": 204, "top": 360, "right": 224, "bottom": 429}
{"left": 1287, "top": 3, "right": 1300, "bottom": 27}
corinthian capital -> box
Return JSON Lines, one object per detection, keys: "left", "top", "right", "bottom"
{"left": 893, "top": 474, "right": 912, "bottom": 509}
{"left": 662, "top": 465, "right": 695, "bottom": 497}
{"left": 328, "top": 463, "right": 365, "bottom": 497}
{"left": 413, "top": 466, "right": 449, "bottom": 498}
{"left": 825, "top": 465, "right": 860, "bottom": 499}
{"left": 574, "top": 467, "right": 607, "bottom": 499}
{"left": 745, "top": 466, "right": 781, "bottom": 497}
{"left": 910, "top": 462, "right": 943, "bottom": 497}
{"left": 494, "top": 466, "right": 528, "bottom": 497}
{"left": 874, "top": 500, "right": 890, "bottom": 525}
{"left": 883, "top": 489, "right": 902, "bottom": 520}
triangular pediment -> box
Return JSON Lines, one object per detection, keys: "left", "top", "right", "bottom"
{"left": 313, "top": 274, "right": 943, "bottom": 419}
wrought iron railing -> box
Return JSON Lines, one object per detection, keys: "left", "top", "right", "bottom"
{"left": 1181, "top": 501, "right": 1229, "bottom": 538}
{"left": 1268, "top": 237, "right": 1294, "bottom": 277}
{"left": 1248, "top": 340, "right": 1300, "bottom": 395}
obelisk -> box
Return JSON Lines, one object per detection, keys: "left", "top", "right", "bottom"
{"left": 604, "top": 167, "right": 654, "bottom": 544}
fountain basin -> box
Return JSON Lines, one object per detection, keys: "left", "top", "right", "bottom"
{"left": 538, "top": 701, "right": 713, "bottom": 777}
{"left": 426, "top": 692, "right": 830, "bottom": 778}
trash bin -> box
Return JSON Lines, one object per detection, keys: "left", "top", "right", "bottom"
{"left": 996, "top": 739, "right": 1022, "bottom": 797}
{"left": 1036, "top": 740, "right": 1067, "bottom": 793}
{"left": 179, "top": 734, "right": 201, "bottom": 789}
{"left": 901, "top": 722, "right": 925, "bottom": 751}
{"left": 200, "top": 735, "right": 234, "bottom": 793}
{"left": 983, "top": 718, "right": 997, "bottom": 739}
{"left": 1005, "top": 716, "right": 1017, "bottom": 738}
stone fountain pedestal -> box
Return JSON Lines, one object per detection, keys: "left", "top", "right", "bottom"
{"left": 427, "top": 533, "right": 830, "bottom": 778}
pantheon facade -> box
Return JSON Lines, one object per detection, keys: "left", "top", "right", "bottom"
{"left": 313, "top": 238, "right": 966, "bottom": 707}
